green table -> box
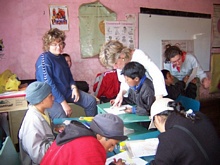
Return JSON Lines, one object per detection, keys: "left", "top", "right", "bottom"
{"left": 97, "top": 102, "right": 150, "bottom": 124}
{"left": 53, "top": 116, "right": 159, "bottom": 163}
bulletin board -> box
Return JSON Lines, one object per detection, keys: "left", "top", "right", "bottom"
{"left": 138, "top": 11, "right": 212, "bottom": 71}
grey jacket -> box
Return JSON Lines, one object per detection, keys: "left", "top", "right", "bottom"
{"left": 19, "top": 105, "right": 54, "bottom": 165}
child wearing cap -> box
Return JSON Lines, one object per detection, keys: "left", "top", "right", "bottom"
{"left": 112, "top": 61, "right": 155, "bottom": 116}
{"left": 149, "top": 98, "right": 220, "bottom": 165}
{"left": 41, "top": 113, "right": 128, "bottom": 165}
{"left": 161, "top": 69, "right": 197, "bottom": 99}
{"left": 19, "top": 81, "right": 55, "bottom": 165}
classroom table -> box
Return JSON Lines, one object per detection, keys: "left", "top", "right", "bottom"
{"left": 53, "top": 117, "right": 159, "bottom": 141}
{"left": 53, "top": 117, "right": 159, "bottom": 164}
{"left": 97, "top": 102, "right": 150, "bottom": 124}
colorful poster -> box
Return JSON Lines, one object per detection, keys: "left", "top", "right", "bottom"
{"left": 79, "top": 2, "right": 116, "bottom": 58}
{"left": 49, "top": 5, "right": 69, "bottom": 31}
{"left": 105, "top": 21, "right": 135, "bottom": 49}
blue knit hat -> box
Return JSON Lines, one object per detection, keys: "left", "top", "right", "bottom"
{"left": 25, "top": 81, "right": 51, "bottom": 105}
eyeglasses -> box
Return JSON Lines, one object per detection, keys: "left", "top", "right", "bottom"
{"left": 50, "top": 42, "right": 64, "bottom": 48}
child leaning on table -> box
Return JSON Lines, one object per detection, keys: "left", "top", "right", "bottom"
{"left": 161, "top": 69, "right": 197, "bottom": 100}
{"left": 40, "top": 113, "right": 128, "bottom": 165}
{"left": 19, "top": 81, "right": 56, "bottom": 165}
{"left": 111, "top": 61, "right": 155, "bottom": 116}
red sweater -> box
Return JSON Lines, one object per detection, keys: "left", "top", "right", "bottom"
{"left": 41, "top": 136, "right": 106, "bottom": 165}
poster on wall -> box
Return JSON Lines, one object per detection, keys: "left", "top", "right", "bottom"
{"left": 79, "top": 1, "right": 116, "bottom": 58}
{"left": 105, "top": 21, "right": 135, "bottom": 49}
{"left": 49, "top": 5, "right": 69, "bottom": 31}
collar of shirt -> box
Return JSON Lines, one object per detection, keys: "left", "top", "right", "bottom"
{"left": 131, "top": 75, "right": 147, "bottom": 91}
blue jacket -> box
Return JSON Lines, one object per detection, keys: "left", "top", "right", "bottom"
{"left": 35, "top": 52, "right": 76, "bottom": 103}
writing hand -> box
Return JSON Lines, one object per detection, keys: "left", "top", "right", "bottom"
{"left": 112, "top": 158, "right": 126, "bottom": 165}
{"left": 124, "top": 107, "right": 132, "bottom": 113}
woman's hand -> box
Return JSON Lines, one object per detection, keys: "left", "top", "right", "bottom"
{"left": 113, "top": 93, "right": 123, "bottom": 107}
{"left": 71, "top": 87, "right": 80, "bottom": 102}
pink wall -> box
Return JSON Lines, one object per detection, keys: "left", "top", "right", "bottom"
{"left": 0, "top": 0, "right": 219, "bottom": 98}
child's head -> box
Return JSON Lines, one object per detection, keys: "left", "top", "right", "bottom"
{"left": 25, "top": 81, "right": 53, "bottom": 106}
{"left": 161, "top": 69, "right": 174, "bottom": 86}
{"left": 62, "top": 53, "right": 72, "bottom": 68}
{"left": 121, "top": 61, "right": 146, "bottom": 87}
{"left": 90, "top": 113, "right": 127, "bottom": 152}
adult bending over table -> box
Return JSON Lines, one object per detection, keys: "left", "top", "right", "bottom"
{"left": 148, "top": 98, "right": 220, "bottom": 165}
{"left": 163, "top": 44, "right": 211, "bottom": 89}
{"left": 99, "top": 40, "right": 167, "bottom": 107}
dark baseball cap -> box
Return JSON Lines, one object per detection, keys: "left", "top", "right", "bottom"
{"left": 90, "top": 113, "right": 128, "bottom": 141}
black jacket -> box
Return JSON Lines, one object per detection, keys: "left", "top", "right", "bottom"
{"left": 56, "top": 121, "right": 95, "bottom": 145}
{"left": 165, "top": 81, "right": 197, "bottom": 100}
{"left": 151, "top": 112, "right": 220, "bottom": 165}
{"left": 125, "top": 78, "right": 155, "bottom": 116}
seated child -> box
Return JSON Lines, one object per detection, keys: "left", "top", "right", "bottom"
{"left": 161, "top": 69, "right": 197, "bottom": 100}
{"left": 19, "top": 81, "right": 55, "bottom": 164}
{"left": 41, "top": 113, "right": 128, "bottom": 165}
{"left": 111, "top": 61, "right": 155, "bottom": 116}
{"left": 61, "top": 53, "right": 72, "bottom": 68}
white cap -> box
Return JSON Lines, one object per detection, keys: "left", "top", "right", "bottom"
{"left": 148, "top": 98, "right": 174, "bottom": 130}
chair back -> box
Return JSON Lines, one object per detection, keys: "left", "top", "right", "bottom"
{"left": 0, "top": 136, "right": 21, "bottom": 165}
{"left": 175, "top": 95, "right": 200, "bottom": 112}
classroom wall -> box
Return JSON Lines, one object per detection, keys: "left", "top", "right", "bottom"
{"left": 0, "top": 0, "right": 219, "bottom": 98}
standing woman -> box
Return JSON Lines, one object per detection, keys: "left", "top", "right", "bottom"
{"left": 164, "top": 44, "right": 211, "bottom": 89}
{"left": 99, "top": 40, "right": 167, "bottom": 107}
{"left": 35, "top": 28, "right": 97, "bottom": 119}
{"left": 149, "top": 98, "right": 220, "bottom": 165}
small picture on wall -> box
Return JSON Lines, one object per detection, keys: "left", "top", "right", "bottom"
{"left": 49, "top": 5, "right": 69, "bottom": 31}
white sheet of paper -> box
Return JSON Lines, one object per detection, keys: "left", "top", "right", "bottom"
{"left": 185, "top": 67, "right": 198, "bottom": 89}
{"left": 125, "top": 138, "right": 159, "bottom": 158}
{"left": 104, "top": 104, "right": 132, "bottom": 115}
{"left": 105, "top": 151, "right": 148, "bottom": 165}
{"left": 124, "top": 127, "right": 134, "bottom": 136}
